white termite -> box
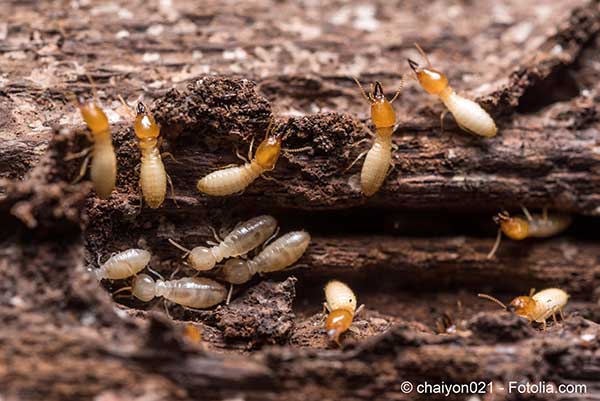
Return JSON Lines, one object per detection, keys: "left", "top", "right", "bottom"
{"left": 407, "top": 44, "right": 497, "bottom": 138}
{"left": 221, "top": 230, "right": 311, "bottom": 284}
{"left": 131, "top": 273, "right": 227, "bottom": 309}
{"left": 95, "top": 249, "right": 151, "bottom": 280}
{"left": 168, "top": 215, "right": 278, "bottom": 271}
{"left": 478, "top": 288, "right": 569, "bottom": 330}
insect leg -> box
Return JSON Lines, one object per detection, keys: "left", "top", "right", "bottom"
{"left": 70, "top": 152, "right": 92, "bottom": 184}
{"left": 261, "top": 173, "right": 282, "bottom": 184}
{"left": 520, "top": 205, "right": 533, "bottom": 222}
{"left": 542, "top": 207, "right": 548, "bottom": 222}
{"left": 262, "top": 226, "right": 280, "bottom": 249}
{"left": 542, "top": 320, "right": 547, "bottom": 331}
{"left": 161, "top": 152, "right": 178, "bottom": 163}
{"left": 65, "top": 146, "right": 93, "bottom": 161}
{"left": 235, "top": 147, "right": 249, "bottom": 163}
{"left": 208, "top": 225, "right": 223, "bottom": 243}
{"left": 552, "top": 313, "right": 558, "bottom": 324}
{"left": 343, "top": 149, "right": 369, "bottom": 173}
{"left": 247, "top": 136, "right": 255, "bottom": 161}
{"left": 226, "top": 284, "right": 234, "bottom": 305}
{"left": 440, "top": 110, "right": 448, "bottom": 134}
{"left": 355, "top": 304, "right": 365, "bottom": 316}
{"left": 559, "top": 309, "right": 565, "bottom": 320}
{"left": 166, "top": 173, "right": 178, "bottom": 207}
{"left": 486, "top": 229, "right": 503, "bottom": 259}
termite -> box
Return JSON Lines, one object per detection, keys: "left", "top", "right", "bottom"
{"left": 407, "top": 44, "right": 497, "bottom": 138}
{"left": 168, "top": 215, "right": 278, "bottom": 271}
{"left": 324, "top": 280, "right": 363, "bottom": 345}
{"left": 478, "top": 288, "right": 569, "bottom": 330}
{"left": 487, "top": 207, "right": 572, "bottom": 259}
{"left": 124, "top": 273, "right": 228, "bottom": 309}
{"left": 120, "top": 98, "right": 172, "bottom": 209}
{"left": 197, "top": 121, "right": 305, "bottom": 196}
{"left": 95, "top": 248, "right": 151, "bottom": 280}
{"left": 348, "top": 79, "right": 404, "bottom": 196}
{"left": 68, "top": 85, "right": 117, "bottom": 198}
{"left": 221, "top": 231, "right": 311, "bottom": 285}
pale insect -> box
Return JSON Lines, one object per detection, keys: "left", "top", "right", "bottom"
{"left": 478, "top": 288, "right": 569, "bottom": 330}
{"left": 119, "top": 98, "right": 172, "bottom": 209}
{"left": 68, "top": 83, "right": 117, "bottom": 199}
{"left": 323, "top": 280, "right": 363, "bottom": 345}
{"left": 95, "top": 248, "right": 151, "bottom": 280}
{"left": 168, "top": 215, "right": 278, "bottom": 271}
{"left": 407, "top": 44, "right": 497, "bottom": 138}
{"left": 221, "top": 231, "right": 311, "bottom": 285}
{"left": 487, "top": 207, "right": 572, "bottom": 259}
{"left": 197, "top": 120, "right": 297, "bottom": 196}
{"left": 123, "top": 273, "right": 228, "bottom": 309}
{"left": 347, "top": 79, "right": 404, "bottom": 196}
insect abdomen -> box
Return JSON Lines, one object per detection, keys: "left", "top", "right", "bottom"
{"left": 98, "top": 248, "right": 151, "bottom": 280}
{"left": 250, "top": 231, "right": 311, "bottom": 273}
{"left": 325, "top": 280, "right": 357, "bottom": 313}
{"left": 157, "top": 277, "right": 227, "bottom": 308}
{"left": 531, "top": 288, "right": 569, "bottom": 322}
{"left": 217, "top": 215, "right": 278, "bottom": 258}
{"left": 361, "top": 133, "right": 392, "bottom": 196}
{"left": 442, "top": 91, "right": 497, "bottom": 137}
{"left": 140, "top": 151, "right": 167, "bottom": 209}
{"left": 91, "top": 136, "right": 117, "bottom": 199}
{"left": 528, "top": 214, "right": 572, "bottom": 238}
{"left": 197, "top": 162, "right": 262, "bottom": 196}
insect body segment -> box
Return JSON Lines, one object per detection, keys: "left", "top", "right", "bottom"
{"left": 76, "top": 96, "right": 117, "bottom": 198}
{"left": 132, "top": 274, "right": 227, "bottom": 308}
{"left": 134, "top": 102, "right": 168, "bottom": 209}
{"left": 169, "top": 215, "right": 278, "bottom": 271}
{"left": 324, "top": 280, "right": 358, "bottom": 345}
{"left": 222, "top": 230, "right": 311, "bottom": 284}
{"left": 96, "top": 249, "right": 151, "bottom": 280}
{"left": 487, "top": 209, "right": 572, "bottom": 259}
{"left": 197, "top": 124, "right": 283, "bottom": 196}
{"left": 352, "top": 80, "right": 403, "bottom": 197}
{"left": 407, "top": 44, "right": 497, "bottom": 138}
{"left": 478, "top": 288, "right": 569, "bottom": 329}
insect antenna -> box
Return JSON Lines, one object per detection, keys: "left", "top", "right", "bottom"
{"left": 353, "top": 77, "right": 374, "bottom": 102}
{"left": 389, "top": 75, "right": 407, "bottom": 104}
{"left": 117, "top": 95, "right": 136, "bottom": 119}
{"left": 487, "top": 228, "right": 502, "bottom": 259}
{"left": 168, "top": 238, "right": 192, "bottom": 259}
{"left": 414, "top": 43, "right": 432, "bottom": 67}
{"left": 146, "top": 266, "right": 165, "bottom": 281}
{"left": 85, "top": 72, "right": 99, "bottom": 102}
{"left": 112, "top": 286, "right": 133, "bottom": 299}
{"left": 478, "top": 293, "right": 507, "bottom": 309}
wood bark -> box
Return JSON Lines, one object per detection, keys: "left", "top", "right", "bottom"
{"left": 1, "top": 0, "right": 600, "bottom": 400}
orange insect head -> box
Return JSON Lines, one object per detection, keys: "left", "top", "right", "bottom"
{"left": 325, "top": 309, "right": 353, "bottom": 344}
{"left": 78, "top": 96, "right": 109, "bottom": 134}
{"left": 408, "top": 59, "right": 449, "bottom": 95}
{"left": 494, "top": 211, "right": 529, "bottom": 240}
{"left": 255, "top": 133, "right": 282, "bottom": 170}
{"left": 134, "top": 102, "right": 160, "bottom": 140}
{"left": 507, "top": 296, "right": 535, "bottom": 317}
{"left": 370, "top": 81, "right": 396, "bottom": 129}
